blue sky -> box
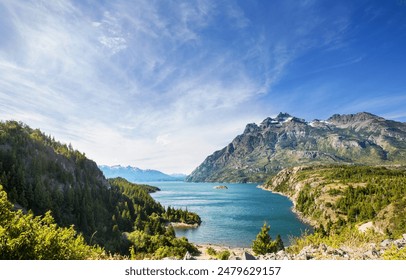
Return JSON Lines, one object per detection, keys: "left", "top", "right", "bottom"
{"left": 0, "top": 0, "right": 405, "bottom": 174}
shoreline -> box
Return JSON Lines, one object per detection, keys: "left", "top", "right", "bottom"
{"left": 170, "top": 222, "right": 200, "bottom": 229}
{"left": 257, "top": 184, "right": 317, "bottom": 228}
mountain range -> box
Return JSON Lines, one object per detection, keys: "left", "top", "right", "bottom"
{"left": 99, "top": 165, "right": 186, "bottom": 182}
{"left": 186, "top": 112, "right": 406, "bottom": 183}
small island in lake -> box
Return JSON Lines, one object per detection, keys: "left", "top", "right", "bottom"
{"left": 213, "top": 185, "right": 228, "bottom": 189}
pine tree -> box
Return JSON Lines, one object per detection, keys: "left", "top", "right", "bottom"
{"left": 252, "top": 222, "right": 284, "bottom": 255}
{"left": 274, "top": 234, "right": 284, "bottom": 251}
{"left": 252, "top": 222, "right": 273, "bottom": 255}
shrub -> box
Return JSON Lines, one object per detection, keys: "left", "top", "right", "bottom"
{"left": 0, "top": 185, "right": 102, "bottom": 259}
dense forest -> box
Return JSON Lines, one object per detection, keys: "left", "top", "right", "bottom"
{"left": 0, "top": 120, "right": 200, "bottom": 259}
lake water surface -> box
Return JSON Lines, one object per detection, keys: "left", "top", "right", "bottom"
{"left": 150, "top": 182, "right": 312, "bottom": 248}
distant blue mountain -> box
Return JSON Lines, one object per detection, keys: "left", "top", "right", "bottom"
{"left": 168, "top": 173, "right": 187, "bottom": 180}
{"left": 99, "top": 165, "right": 185, "bottom": 182}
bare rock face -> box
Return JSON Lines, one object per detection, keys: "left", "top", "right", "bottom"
{"left": 186, "top": 112, "right": 406, "bottom": 183}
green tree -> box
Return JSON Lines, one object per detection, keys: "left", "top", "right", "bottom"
{"left": 274, "top": 234, "right": 285, "bottom": 251}
{"left": 252, "top": 222, "right": 283, "bottom": 255}
{"left": 252, "top": 222, "right": 272, "bottom": 255}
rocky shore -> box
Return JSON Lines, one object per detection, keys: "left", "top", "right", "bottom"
{"left": 259, "top": 234, "right": 406, "bottom": 260}
{"left": 188, "top": 234, "right": 406, "bottom": 260}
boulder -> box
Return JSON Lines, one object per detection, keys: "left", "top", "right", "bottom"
{"left": 241, "top": 251, "right": 256, "bottom": 260}
{"left": 362, "top": 249, "right": 380, "bottom": 260}
{"left": 260, "top": 253, "right": 276, "bottom": 260}
{"left": 380, "top": 239, "right": 393, "bottom": 248}
{"left": 297, "top": 246, "right": 314, "bottom": 260}
{"left": 394, "top": 239, "right": 406, "bottom": 249}
{"left": 276, "top": 250, "right": 290, "bottom": 260}
{"left": 183, "top": 251, "right": 195, "bottom": 260}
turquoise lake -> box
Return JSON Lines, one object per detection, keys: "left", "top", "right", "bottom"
{"left": 150, "top": 181, "right": 312, "bottom": 248}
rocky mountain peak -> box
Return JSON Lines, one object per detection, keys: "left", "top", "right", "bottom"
{"left": 258, "top": 113, "right": 306, "bottom": 130}
{"left": 244, "top": 123, "right": 260, "bottom": 134}
{"left": 186, "top": 112, "right": 406, "bottom": 183}
{"left": 327, "top": 112, "right": 382, "bottom": 125}
{"left": 276, "top": 112, "right": 293, "bottom": 122}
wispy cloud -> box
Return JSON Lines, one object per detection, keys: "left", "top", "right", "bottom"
{"left": 1, "top": 0, "right": 404, "bottom": 173}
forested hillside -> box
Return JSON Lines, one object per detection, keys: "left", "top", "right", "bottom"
{"left": 265, "top": 165, "right": 406, "bottom": 236}
{"left": 0, "top": 121, "right": 200, "bottom": 259}
{"left": 263, "top": 165, "right": 406, "bottom": 258}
